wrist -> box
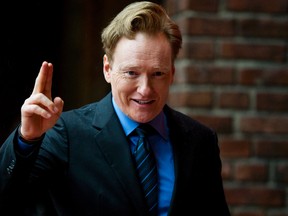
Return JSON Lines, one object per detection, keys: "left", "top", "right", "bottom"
{"left": 18, "top": 126, "right": 45, "bottom": 144}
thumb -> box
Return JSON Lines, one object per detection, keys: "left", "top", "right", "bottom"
{"left": 54, "top": 97, "right": 64, "bottom": 116}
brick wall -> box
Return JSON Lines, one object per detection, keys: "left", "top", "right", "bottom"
{"left": 164, "top": 0, "right": 288, "bottom": 215}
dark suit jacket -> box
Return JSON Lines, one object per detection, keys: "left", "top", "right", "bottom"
{"left": 0, "top": 92, "right": 230, "bottom": 216}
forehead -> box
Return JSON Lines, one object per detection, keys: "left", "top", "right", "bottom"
{"left": 112, "top": 32, "right": 172, "bottom": 69}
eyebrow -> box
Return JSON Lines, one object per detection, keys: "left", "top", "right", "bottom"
{"left": 118, "top": 64, "right": 170, "bottom": 72}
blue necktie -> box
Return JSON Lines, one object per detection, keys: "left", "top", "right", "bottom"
{"left": 133, "top": 124, "right": 158, "bottom": 215}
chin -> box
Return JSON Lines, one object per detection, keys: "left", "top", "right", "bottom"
{"left": 134, "top": 114, "right": 156, "bottom": 123}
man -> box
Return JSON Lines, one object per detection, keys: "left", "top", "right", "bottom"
{"left": 0, "top": 1, "right": 230, "bottom": 215}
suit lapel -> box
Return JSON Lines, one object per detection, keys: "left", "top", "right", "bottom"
{"left": 164, "top": 105, "right": 196, "bottom": 213}
{"left": 92, "top": 93, "right": 147, "bottom": 214}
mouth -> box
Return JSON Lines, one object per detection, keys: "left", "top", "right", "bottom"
{"left": 133, "top": 99, "right": 155, "bottom": 105}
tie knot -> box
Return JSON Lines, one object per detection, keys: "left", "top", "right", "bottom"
{"left": 135, "top": 124, "right": 155, "bottom": 137}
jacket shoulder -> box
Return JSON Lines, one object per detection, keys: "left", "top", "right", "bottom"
{"left": 164, "top": 105, "right": 216, "bottom": 135}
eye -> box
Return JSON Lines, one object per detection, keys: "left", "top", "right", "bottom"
{"left": 127, "top": 71, "right": 137, "bottom": 76}
{"left": 153, "top": 71, "right": 165, "bottom": 77}
{"left": 124, "top": 71, "right": 138, "bottom": 78}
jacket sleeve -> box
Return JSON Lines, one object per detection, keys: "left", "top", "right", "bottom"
{"left": 0, "top": 127, "right": 43, "bottom": 214}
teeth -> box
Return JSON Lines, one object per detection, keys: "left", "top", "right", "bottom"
{"left": 136, "top": 100, "right": 151, "bottom": 104}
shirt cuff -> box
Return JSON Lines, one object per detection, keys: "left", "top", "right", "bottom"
{"left": 17, "top": 136, "right": 36, "bottom": 154}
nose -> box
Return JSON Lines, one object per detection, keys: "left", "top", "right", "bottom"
{"left": 137, "top": 75, "right": 153, "bottom": 95}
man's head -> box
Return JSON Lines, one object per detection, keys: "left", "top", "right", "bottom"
{"left": 101, "top": 1, "right": 182, "bottom": 62}
{"left": 101, "top": 1, "right": 182, "bottom": 123}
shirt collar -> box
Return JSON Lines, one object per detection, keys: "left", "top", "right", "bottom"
{"left": 112, "top": 97, "right": 168, "bottom": 140}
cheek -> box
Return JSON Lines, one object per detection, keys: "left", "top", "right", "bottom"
{"left": 111, "top": 77, "right": 136, "bottom": 99}
{"left": 111, "top": 74, "right": 124, "bottom": 88}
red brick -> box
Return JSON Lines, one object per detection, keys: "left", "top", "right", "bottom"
{"left": 221, "top": 42, "right": 286, "bottom": 62}
{"left": 180, "top": 40, "right": 214, "bottom": 60}
{"left": 235, "top": 162, "right": 268, "bottom": 182}
{"left": 165, "top": 0, "right": 219, "bottom": 13}
{"left": 219, "top": 92, "right": 249, "bottom": 109}
{"left": 186, "top": 17, "right": 235, "bottom": 36}
{"left": 255, "top": 140, "right": 288, "bottom": 157}
{"left": 238, "top": 68, "right": 288, "bottom": 86}
{"left": 191, "top": 115, "right": 233, "bottom": 133}
{"left": 220, "top": 138, "right": 252, "bottom": 158}
{"left": 240, "top": 19, "right": 288, "bottom": 38}
{"left": 275, "top": 163, "right": 288, "bottom": 183}
{"left": 240, "top": 116, "right": 288, "bottom": 134}
{"left": 168, "top": 91, "right": 213, "bottom": 108}
{"left": 181, "top": 0, "right": 219, "bottom": 12}
{"left": 257, "top": 93, "right": 288, "bottom": 112}
{"left": 225, "top": 187, "right": 285, "bottom": 206}
{"left": 174, "top": 65, "right": 235, "bottom": 85}
{"left": 227, "top": 0, "right": 288, "bottom": 13}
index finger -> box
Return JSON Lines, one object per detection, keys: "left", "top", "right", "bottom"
{"left": 32, "top": 61, "right": 54, "bottom": 99}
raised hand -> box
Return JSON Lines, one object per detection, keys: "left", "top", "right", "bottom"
{"left": 20, "top": 61, "right": 64, "bottom": 141}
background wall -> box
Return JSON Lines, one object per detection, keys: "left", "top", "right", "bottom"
{"left": 165, "top": 0, "right": 288, "bottom": 215}
{"left": 1, "top": 0, "right": 288, "bottom": 215}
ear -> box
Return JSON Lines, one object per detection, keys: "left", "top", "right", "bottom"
{"left": 103, "top": 54, "right": 111, "bottom": 83}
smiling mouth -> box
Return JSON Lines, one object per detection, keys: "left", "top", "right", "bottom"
{"left": 133, "top": 99, "right": 154, "bottom": 104}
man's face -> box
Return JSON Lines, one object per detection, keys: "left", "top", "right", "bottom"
{"left": 103, "top": 32, "right": 175, "bottom": 123}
